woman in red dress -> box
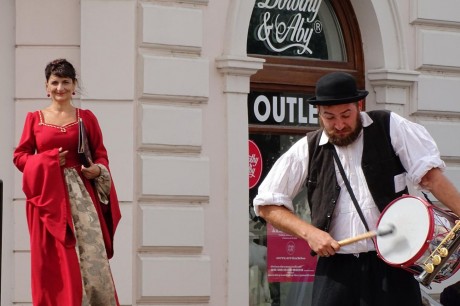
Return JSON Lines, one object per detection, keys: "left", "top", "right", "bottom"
{"left": 13, "top": 59, "right": 121, "bottom": 306}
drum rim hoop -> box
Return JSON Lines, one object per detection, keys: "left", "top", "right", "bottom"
{"left": 376, "top": 195, "right": 434, "bottom": 267}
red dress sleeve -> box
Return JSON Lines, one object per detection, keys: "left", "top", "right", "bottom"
{"left": 13, "top": 112, "right": 38, "bottom": 172}
{"left": 80, "top": 109, "right": 121, "bottom": 258}
{"left": 13, "top": 112, "right": 74, "bottom": 246}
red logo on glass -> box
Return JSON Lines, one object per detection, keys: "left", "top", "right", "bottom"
{"left": 249, "top": 140, "right": 263, "bottom": 189}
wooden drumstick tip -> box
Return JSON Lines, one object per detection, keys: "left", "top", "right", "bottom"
{"left": 376, "top": 223, "right": 396, "bottom": 237}
{"left": 337, "top": 224, "right": 396, "bottom": 247}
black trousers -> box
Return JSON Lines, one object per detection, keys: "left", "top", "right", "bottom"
{"left": 312, "top": 252, "right": 422, "bottom": 306}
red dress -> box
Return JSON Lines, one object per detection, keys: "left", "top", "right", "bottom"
{"left": 13, "top": 109, "right": 121, "bottom": 306}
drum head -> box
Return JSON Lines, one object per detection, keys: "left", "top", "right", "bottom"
{"left": 376, "top": 196, "right": 433, "bottom": 266}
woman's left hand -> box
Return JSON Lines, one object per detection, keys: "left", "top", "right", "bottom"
{"left": 81, "top": 159, "right": 101, "bottom": 179}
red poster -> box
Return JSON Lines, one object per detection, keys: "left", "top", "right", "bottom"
{"left": 267, "top": 223, "right": 317, "bottom": 283}
{"left": 249, "top": 140, "right": 263, "bottom": 189}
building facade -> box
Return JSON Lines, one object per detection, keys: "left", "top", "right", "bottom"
{"left": 2, "top": 0, "right": 460, "bottom": 305}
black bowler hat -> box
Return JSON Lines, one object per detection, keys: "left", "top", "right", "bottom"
{"left": 308, "top": 72, "right": 368, "bottom": 106}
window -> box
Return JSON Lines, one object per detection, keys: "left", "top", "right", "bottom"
{"left": 248, "top": 0, "right": 365, "bottom": 98}
{"left": 248, "top": 0, "right": 345, "bottom": 61}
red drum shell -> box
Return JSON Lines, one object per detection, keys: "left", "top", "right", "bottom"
{"left": 376, "top": 195, "right": 460, "bottom": 284}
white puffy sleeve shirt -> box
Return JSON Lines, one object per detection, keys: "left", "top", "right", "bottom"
{"left": 253, "top": 112, "right": 445, "bottom": 253}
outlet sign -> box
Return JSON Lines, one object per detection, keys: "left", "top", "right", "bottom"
{"left": 248, "top": 92, "right": 319, "bottom": 127}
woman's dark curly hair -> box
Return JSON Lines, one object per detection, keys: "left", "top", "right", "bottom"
{"left": 45, "top": 59, "right": 77, "bottom": 83}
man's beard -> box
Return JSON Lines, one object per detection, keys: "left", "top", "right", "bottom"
{"left": 322, "top": 115, "right": 363, "bottom": 147}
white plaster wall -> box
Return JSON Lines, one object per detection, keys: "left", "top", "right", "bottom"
{"left": 140, "top": 256, "right": 211, "bottom": 298}
{"left": 80, "top": 1, "right": 136, "bottom": 304}
{"left": 139, "top": 204, "right": 204, "bottom": 247}
{"left": 136, "top": 1, "right": 214, "bottom": 304}
{"left": 140, "top": 103, "right": 203, "bottom": 147}
{"left": 215, "top": 0, "right": 264, "bottom": 305}
{"left": 142, "top": 55, "right": 209, "bottom": 97}
{"left": 15, "top": 0, "right": 80, "bottom": 46}
{"left": 416, "top": 75, "right": 460, "bottom": 113}
{"left": 410, "top": 0, "right": 460, "bottom": 172}
{"left": 411, "top": 0, "right": 460, "bottom": 24}
{"left": 81, "top": 0, "right": 136, "bottom": 101}
{"left": 142, "top": 4, "right": 203, "bottom": 48}
{"left": 135, "top": 0, "right": 261, "bottom": 304}
{"left": 416, "top": 29, "right": 460, "bottom": 72}
{"left": 0, "top": 1, "right": 16, "bottom": 305}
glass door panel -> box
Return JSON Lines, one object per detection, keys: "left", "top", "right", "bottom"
{"left": 249, "top": 133, "right": 316, "bottom": 306}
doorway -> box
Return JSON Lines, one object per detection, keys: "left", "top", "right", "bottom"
{"left": 247, "top": 1, "right": 366, "bottom": 305}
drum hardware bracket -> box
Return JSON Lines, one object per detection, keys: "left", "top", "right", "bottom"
{"left": 417, "top": 220, "right": 460, "bottom": 287}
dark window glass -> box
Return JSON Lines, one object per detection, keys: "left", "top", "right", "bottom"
{"left": 249, "top": 133, "right": 313, "bottom": 306}
{"left": 247, "top": 0, "right": 346, "bottom": 61}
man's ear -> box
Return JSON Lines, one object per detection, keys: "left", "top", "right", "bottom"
{"left": 358, "top": 100, "right": 363, "bottom": 111}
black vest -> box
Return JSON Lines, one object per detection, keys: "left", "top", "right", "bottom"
{"left": 306, "top": 110, "right": 408, "bottom": 232}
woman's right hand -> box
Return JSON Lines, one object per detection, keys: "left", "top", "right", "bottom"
{"left": 58, "top": 147, "right": 68, "bottom": 166}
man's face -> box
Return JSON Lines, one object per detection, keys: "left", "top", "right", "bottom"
{"left": 318, "top": 101, "right": 363, "bottom": 146}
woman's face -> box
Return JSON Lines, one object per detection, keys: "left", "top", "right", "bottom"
{"left": 46, "top": 74, "right": 76, "bottom": 103}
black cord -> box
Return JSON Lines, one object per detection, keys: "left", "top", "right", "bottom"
{"left": 331, "top": 146, "right": 370, "bottom": 232}
{"left": 422, "top": 191, "right": 434, "bottom": 205}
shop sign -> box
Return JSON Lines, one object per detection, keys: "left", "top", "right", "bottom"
{"left": 249, "top": 140, "right": 263, "bottom": 189}
{"left": 249, "top": 0, "right": 324, "bottom": 57}
{"left": 248, "top": 92, "right": 319, "bottom": 127}
{"left": 267, "top": 223, "right": 317, "bottom": 282}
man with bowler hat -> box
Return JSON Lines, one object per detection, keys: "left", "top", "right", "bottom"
{"left": 253, "top": 72, "right": 460, "bottom": 305}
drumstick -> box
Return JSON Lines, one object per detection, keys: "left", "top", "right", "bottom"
{"left": 338, "top": 224, "right": 396, "bottom": 246}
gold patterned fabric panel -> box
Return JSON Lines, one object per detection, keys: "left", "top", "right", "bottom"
{"left": 64, "top": 168, "right": 117, "bottom": 306}
{"left": 94, "top": 164, "right": 111, "bottom": 205}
